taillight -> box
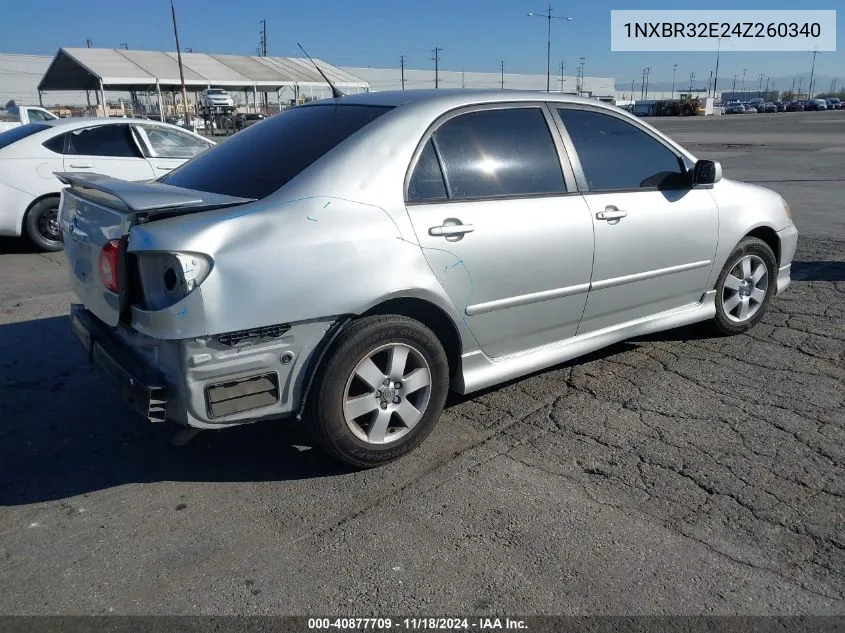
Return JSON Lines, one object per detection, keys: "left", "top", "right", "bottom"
{"left": 98, "top": 239, "right": 122, "bottom": 293}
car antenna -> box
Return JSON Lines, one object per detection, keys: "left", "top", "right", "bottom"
{"left": 297, "top": 43, "right": 345, "bottom": 99}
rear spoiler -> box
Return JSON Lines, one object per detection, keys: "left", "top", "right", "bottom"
{"left": 56, "top": 172, "right": 255, "bottom": 215}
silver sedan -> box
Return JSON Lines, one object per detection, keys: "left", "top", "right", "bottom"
{"left": 60, "top": 89, "right": 798, "bottom": 467}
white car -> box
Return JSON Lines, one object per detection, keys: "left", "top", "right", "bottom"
{"left": 200, "top": 88, "right": 235, "bottom": 109}
{"left": 0, "top": 118, "right": 214, "bottom": 251}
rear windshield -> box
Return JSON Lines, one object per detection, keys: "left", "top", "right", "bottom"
{"left": 160, "top": 104, "right": 393, "bottom": 199}
{"left": 0, "top": 123, "right": 50, "bottom": 150}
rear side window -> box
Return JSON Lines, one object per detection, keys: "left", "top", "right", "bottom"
{"left": 67, "top": 125, "right": 142, "bottom": 158}
{"left": 160, "top": 105, "right": 394, "bottom": 199}
{"left": 431, "top": 107, "right": 566, "bottom": 200}
{"left": 558, "top": 108, "right": 686, "bottom": 191}
{"left": 408, "top": 139, "right": 447, "bottom": 202}
{"left": 43, "top": 134, "right": 66, "bottom": 154}
{"left": 0, "top": 123, "right": 50, "bottom": 150}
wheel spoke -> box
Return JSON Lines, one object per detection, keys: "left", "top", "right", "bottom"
{"left": 401, "top": 368, "right": 430, "bottom": 395}
{"left": 750, "top": 288, "right": 766, "bottom": 303}
{"left": 751, "top": 263, "right": 767, "bottom": 284}
{"left": 723, "top": 292, "right": 741, "bottom": 313}
{"left": 355, "top": 357, "right": 386, "bottom": 389}
{"left": 345, "top": 394, "right": 379, "bottom": 420}
{"left": 724, "top": 274, "right": 742, "bottom": 291}
{"left": 367, "top": 408, "right": 392, "bottom": 443}
{"left": 394, "top": 399, "right": 422, "bottom": 430}
{"left": 740, "top": 257, "right": 752, "bottom": 280}
{"left": 738, "top": 297, "right": 750, "bottom": 320}
{"left": 387, "top": 345, "right": 410, "bottom": 381}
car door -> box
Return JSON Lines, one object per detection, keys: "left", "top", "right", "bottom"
{"left": 404, "top": 104, "right": 595, "bottom": 359}
{"left": 63, "top": 124, "right": 155, "bottom": 181}
{"left": 132, "top": 124, "right": 212, "bottom": 177}
{"left": 553, "top": 106, "right": 719, "bottom": 335}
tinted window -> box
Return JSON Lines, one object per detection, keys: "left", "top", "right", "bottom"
{"left": 559, "top": 109, "right": 686, "bottom": 191}
{"left": 138, "top": 125, "right": 209, "bottom": 159}
{"left": 67, "top": 125, "right": 141, "bottom": 158}
{"left": 433, "top": 108, "right": 566, "bottom": 199}
{"left": 161, "top": 105, "right": 393, "bottom": 199}
{"left": 0, "top": 123, "right": 50, "bottom": 150}
{"left": 408, "top": 139, "right": 447, "bottom": 202}
{"left": 42, "top": 133, "right": 66, "bottom": 154}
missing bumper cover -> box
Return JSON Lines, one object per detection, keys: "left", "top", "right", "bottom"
{"left": 205, "top": 372, "right": 280, "bottom": 419}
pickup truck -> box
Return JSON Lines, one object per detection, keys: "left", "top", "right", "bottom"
{"left": 0, "top": 105, "right": 60, "bottom": 132}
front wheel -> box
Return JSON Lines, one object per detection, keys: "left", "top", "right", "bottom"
{"left": 711, "top": 237, "right": 777, "bottom": 335}
{"left": 305, "top": 315, "right": 450, "bottom": 468}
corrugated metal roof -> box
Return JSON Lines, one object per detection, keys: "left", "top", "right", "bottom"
{"left": 38, "top": 48, "right": 369, "bottom": 92}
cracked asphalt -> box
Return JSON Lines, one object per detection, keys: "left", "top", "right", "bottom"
{"left": 0, "top": 112, "right": 843, "bottom": 615}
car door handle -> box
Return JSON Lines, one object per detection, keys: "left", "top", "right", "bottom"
{"left": 156, "top": 166, "right": 173, "bottom": 171}
{"left": 68, "top": 163, "right": 93, "bottom": 169}
{"left": 596, "top": 207, "right": 628, "bottom": 221}
{"left": 429, "top": 224, "right": 475, "bottom": 237}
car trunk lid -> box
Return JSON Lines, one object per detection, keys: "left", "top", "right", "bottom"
{"left": 57, "top": 172, "right": 254, "bottom": 327}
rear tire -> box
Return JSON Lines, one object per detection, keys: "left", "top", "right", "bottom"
{"left": 305, "top": 315, "right": 450, "bottom": 468}
{"left": 24, "top": 197, "right": 63, "bottom": 252}
{"left": 711, "top": 237, "right": 777, "bottom": 335}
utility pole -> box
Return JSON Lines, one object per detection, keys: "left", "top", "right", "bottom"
{"left": 808, "top": 54, "right": 817, "bottom": 97}
{"left": 501, "top": 60, "right": 506, "bottom": 89}
{"left": 86, "top": 39, "right": 93, "bottom": 48}
{"left": 797, "top": 76, "right": 804, "bottom": 99}
{"left": 732, "top": 74, "right": 737, "bottom": 94}
{"left": 431, "top": 47, "right": 442, "bottom": 89}
{"left": 742, "top": 68, "right": 747, "bottom": 97}
{"left": 644, "top": 66, "right": 651, "bottom": 99}
{"left": 791, "top": 77, "right": 796, "bottom": 98}
{"left": 400, "top": 55, "right": 406, "bottom": 90}
{"left": 559, "top": 60, "right": 565, "bottom": 92}
{"left": 713, "top": 36, "right": 727, "bottom": 100}
{"left": 689, "top": 72, "right": 695, "bottom": 93}
{"left": 757, "top": 73, "right": 764, "bottom": 98}
{"left": 170, "top": 0, "right": 190, "bottom": 121}
{"left": 707, "top": 69, "right": 713, "bottom": 98}
{"left": 640, "top": 67, "right": 647, "bottom": 99}
{"left": 578, "top": 57, "right": 586, "bottom": 94}
{"left": 671, "top": 63, "right": 678, "bottom": 99}
{"left": 630, "top": 77, "right": 635, "bottom": 102}
{"left": 832, "top": 78, "right": 839, "bottom": 94}
{"left": 259, "top": 19, "right": 267, "bottom": 56}
{"left": 120, "top": 43, "right": 128, "bottom": 50}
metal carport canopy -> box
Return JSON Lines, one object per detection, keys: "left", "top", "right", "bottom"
{"left": 37, "top": 48, "right": 369, "bottom": 93}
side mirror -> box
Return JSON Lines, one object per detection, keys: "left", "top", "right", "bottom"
{"left": 692, "top": 159, "right": 722, "bottom": 186}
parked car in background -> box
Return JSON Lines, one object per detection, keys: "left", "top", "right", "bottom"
{"left": 200, "top": 88, "right": 235, "bottom": 109}
{"left": 825, "top": 98, "right": 841, "bottom": 110}
{"left": 805, "top": 99, "right": 827, "bottom": 111}
{"left": 742, "top": 103, "right": 758, "bottom": 113}
{"left": 165, "top": 115, "right": 185, "bottom": 127}
{"left": 773, "top": 101, "right": 786, "bottom": 112}
{"left": 762, "top": 102, "right": 778, "bottom": 113}
{"left": 59, "top": 90, "right": 798, "bottom": 467}
{"left": 0, "top": 104, "right": 59, "bottom": 132}
{"left": 0, "top": 118, "right": 214, "bottom": 251}
{"left": 725, "top": 102, "right": 745, "bottom": 114}
{"left": 786, "top": 101, "right": 805, "bottom": 112}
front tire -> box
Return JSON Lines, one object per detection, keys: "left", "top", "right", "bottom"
{"left": 712, "top": 237, "right": 777, "bottom": 335}
{"left": 305, "top": 315, "right": 450, "bottom": 468}
{"left": 24, "top": 197, "right": 63, "bottom": 252}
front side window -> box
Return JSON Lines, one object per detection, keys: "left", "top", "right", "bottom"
{"left": 431, "top": 107, "right": 566, "bottom": 200}
{"left": 558, "top": 108, "right": 687, "bottom": 191}
{"left": 160, "top": 104, "right": 393, "bottom": 199}
{"left": 67, "top": 125, "right": 142, "bottom": 158}
{"left": 138, "top": 126, "right": 210, "bottom": 159}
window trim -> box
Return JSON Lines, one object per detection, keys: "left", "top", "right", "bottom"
{"left": 404, "top": 102, "right": 579, "bottom": 205}
{"left": 132, "top": 123, "right": 210, "bottom": 159}
{"left": 550, "top": 104, "right": 695, "bottom": 195}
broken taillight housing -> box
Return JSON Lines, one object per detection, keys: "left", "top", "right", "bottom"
{"left": 133, "top": 251, "right": 213, "bottom": 311}
{"left": 98, "top": 239, "right": 122, "bottom": 293}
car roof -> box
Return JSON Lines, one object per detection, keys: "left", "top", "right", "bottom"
{"left": 302, "top": 89, "right": 614, "bottom": 110}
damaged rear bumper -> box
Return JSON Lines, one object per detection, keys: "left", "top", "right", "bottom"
{"left": 71, "top": 304, "right": 337, "bottom": 429}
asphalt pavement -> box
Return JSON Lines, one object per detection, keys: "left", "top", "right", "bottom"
{"left": 0, "top": 111, "right": 843, "bottom": 616}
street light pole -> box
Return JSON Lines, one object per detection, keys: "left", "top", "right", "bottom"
{"left": 671, "top": 64, "right": 677, "bottom": 99}
{"left": 714, "top": 36, "right": 728, "bottom": 100}
{"left": 501, "top": 60, "right": 505, "bottom": 89}
{"left": 808, "top": 50, "right": 820, "bottom": 98}
{"left": 527, "top": 4, "right": 573, "bottom": 93}
{"left": 742, "top": 67, "right": 747, "bottom": 97}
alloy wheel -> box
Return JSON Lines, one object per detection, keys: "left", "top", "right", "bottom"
{"left": 722, "top": 254, "right": 769, "bottom": 323}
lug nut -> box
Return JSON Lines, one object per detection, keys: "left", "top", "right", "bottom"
{"left": 380, "top": 402, "right": 388, "bottom": 409}
{"left": 395, "top": 382, "right": 402, "bottom": 389}
{"left": 393, "top": 397, "right": 400, "bottom": 404}
{"left": 376, "top": 390, "right": 382, "bottom": 398}
{"left": 384, "top": 379, "right": 390, "bottom": 386}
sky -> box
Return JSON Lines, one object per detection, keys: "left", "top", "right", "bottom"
{"left": 0, "top": 0, "right": 842, "bottom": 88}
